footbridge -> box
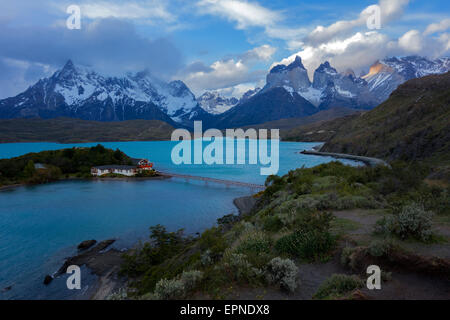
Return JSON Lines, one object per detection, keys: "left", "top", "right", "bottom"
{"left": 158, "top": 171, "right": 265, "bottom": 190}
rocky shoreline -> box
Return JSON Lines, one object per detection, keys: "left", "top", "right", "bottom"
{"left": 43, "top": 194, "right": 257, "bottom": 300}
{"left": 233, "top": 195, "right": 258, "bottom": 216}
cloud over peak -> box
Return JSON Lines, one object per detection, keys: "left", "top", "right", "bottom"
{"left": 197, "top": 0, "right": 281, "bottom": 29}
{"left": 304, "top": 0, "right": 410, "bottom": 46}
{"left": 179, "top": 44, "right": 276, "bottom": 95}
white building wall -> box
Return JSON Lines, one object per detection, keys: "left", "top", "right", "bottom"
{"left": 91, "top": 168, "right": 136, "bottom": 176}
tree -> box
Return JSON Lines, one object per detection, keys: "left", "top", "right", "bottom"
{"left": 23, "top": 160, "right": 36, "bottom": 178}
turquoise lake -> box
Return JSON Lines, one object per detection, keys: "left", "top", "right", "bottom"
{"left": 0, "top": 140, "right": 360, "bottom": 299}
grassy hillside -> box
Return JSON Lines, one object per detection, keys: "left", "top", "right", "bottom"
{"left": 282, "top": 112, "right": 361, "bottom": 142}
{"left": 0, "top": 118, "right": 174, "bottom": 143}
{"left": 284, "top": 72, "right": 450, "bottom": 166}
{"left": 245, "top": 107, "right": 359, "bottom": 131}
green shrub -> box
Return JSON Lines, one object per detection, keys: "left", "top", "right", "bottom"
{"left": 340, "top": 247, "right": 356, "bottom": 266}
{"left": 375, "top": 203, "right": 434, "bottom": 242}
{"left": 221, "top": 251, "right": 262, "bottom": 283}
{"left": 135, "top": 169, "right": 157, "bottom": 177}
{"left": 151, "top": 270, "right": 203, "bottom": 300}
{"left": 397, "top": 203, "right": 434, "bottom": 241}
{"left": 368, "top": 239, "right": 393, "bottom": 257}
{"left": 334, "top": 195, "right": 381, "bottom": 210}
{"left": 295, "top": 210, "right": 334, "bottom": 233}
{"left": 275, "top": 229, "right": 335, "bottom": 261}
{"left": 313, "top": 274, "right": 363, "bottom": 300}
{"left": 374, "top": 215, "right": 397, "bottom": 236}
{"left": 262, "top": 215, "right": 283, "bottom": 232}
{"left": 107, "top": 288, "right": 128, "bottom": 300}
{"left": 153, "top": 278, "right": 185, "bottom": 300}
{"left": 199, "top": 227, "right": 228, "bottom": 255}
{"left": 200, "top": 249, "right": 213, "bottom": 266}
{"left": 120, "top": 225, "right": 186, "bottom": 277}
{"left": 236, "top": 231, "right": 271, "bottom": 255}
{"left": 179, "top": 270, "right": 203, "bottom": 291}
{"left": 265, "top": 257, "right": 299, "bottom": 293}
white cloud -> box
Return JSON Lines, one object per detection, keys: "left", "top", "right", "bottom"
{"left": 77, "top": 1, "right": 175, "bottom": 22}
{"left": 398, "top": 30, "right": 423, "bottom": 52}
{"left": 241, "top": 44, "right": 276, "bottom": 62}
{"left": 196, "top": 0, "right": 311, "bottom": 45}
{"left": 179, "top": 45, "right": 275, "bottom": 94}
{"left": 305, "top": 0, "right": 410, "bottom": 46}
{"left": 274, "top": 32, "right": 391, "bottom": 78}
{"left": 272, "top": 27, "right": 449, "bottom": 79}
{"left": 197, "top": 0, "right": 281, "bottom": 29}
{"left": 269, "top": 0, "right": 450, "bottom": 79}
{"left": 0, "top": 57, "right": 54, "bottom": 98}
{"left": 424, "top": 18, "right": 450, "bottom": 35}
{"left": 216, "top": 82, "right": 262, "bottom": 98}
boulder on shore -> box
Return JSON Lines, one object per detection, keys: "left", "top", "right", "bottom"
{"left": 77, "top": 239, "right": 97, "bottom": 250}
{"left": 43, "top": 275, "right": 53, "bottom": 285}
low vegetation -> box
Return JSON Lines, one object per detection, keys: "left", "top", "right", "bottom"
{"left": 118, "top": 161, "right": 449, "bottom": 300}
{"left": 313, "top": 274, "right": 363, "bottom": 300}
{"left": 375, "top": 203, "right": 434, "bottom": 242}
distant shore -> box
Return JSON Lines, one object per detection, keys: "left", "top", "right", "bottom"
{"left": 300, "top": 150, "right": 390, "bottom": 168}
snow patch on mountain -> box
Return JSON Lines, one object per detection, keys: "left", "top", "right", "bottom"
{"left": 298, "top": 87, "right": 323, "bottom": 106}
{"left": 197, "top": 91, "right": 238, "bottom": 114}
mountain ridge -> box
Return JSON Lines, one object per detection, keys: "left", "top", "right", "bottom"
{"left": 0, "top": 56, "right": 449, "bottom": 129}
{"left": 0, "top": 60, "right": 209, "bottom": 128}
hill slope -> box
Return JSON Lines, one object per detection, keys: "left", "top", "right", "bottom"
{"left": 0, "top": 118, "right": 174, "bottom": 143}
{"left": 285, "top": 72, "right": 450, "bottom": 165}
{"left": 213, "top": 87, "right": 317, "bottom": 128}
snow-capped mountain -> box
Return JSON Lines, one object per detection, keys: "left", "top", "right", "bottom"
{"left": 264, "top": 56, "right": 311, "bottom": 94}
{"left": 214, "top": 55, "right": 449, "bottom": 128}
{"left": 239, "top": 87, "right": 261, "bottom": 102}
{"left": 261, "top": 56, "right": 377, "bottom": 110}
{"left": 197, "top": 91, "right": 238, "bottom": 114}
{"left": 0, "top": 60, "right": 209, "bottom": 127}
{"left": 362, "top": 56, "right": 450, "bottom": 103}
{"left": 1, "top": 56, "right": 448, "bottom": 128}
{"left": 258, "top": 55, "right": 449, "bottom": 111}
{"left": 197, "top": 88, "right": 263, "bottom": 115}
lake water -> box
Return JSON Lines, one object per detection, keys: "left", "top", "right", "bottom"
{"left": 0, "top": 140, "right": 360, "bottom": 299}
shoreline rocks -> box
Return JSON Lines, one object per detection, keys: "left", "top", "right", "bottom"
{"left": 43, "top": 275, "right": 53, "bottom": 285}
{"left": 233, "top": 195, "right": 258, "bottom": 216}
{"left": 56, "top": 239, "right": 118, "bottom": 277}
{"left": 77, "top": 240, "right": 97, "bottom": 251}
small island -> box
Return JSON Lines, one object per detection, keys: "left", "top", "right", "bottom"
{"left": 0, "top": 144, "right": 160, "bottom": 190}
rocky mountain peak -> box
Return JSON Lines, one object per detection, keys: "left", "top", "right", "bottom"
{"left": 343, "top": 69, "right": 356, "bottom": 78}
{"left": 287, "top": 56, "right": 306, "bottom": 71}
{"left": 62, "top": 59, "right": 75, "bottom": 71}
{"left": 240, "top": 87, "right": 261, "bottom": 102}
{"left": 198, "top": 91, "right": 238, "bottom": 115}
{"left": 266, "top": 56, "right": 311, "bottom": 92}
{"left": 313, "top": 61, "right": 339, "bottom": 89}
{"left": 315, "top": 61, "right": 337, "bottom": 74}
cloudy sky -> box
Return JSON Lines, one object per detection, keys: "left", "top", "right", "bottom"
{"left": 0, "top": 0, "right": 449, "bottom": 99}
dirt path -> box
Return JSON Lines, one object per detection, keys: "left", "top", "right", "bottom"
{"left": 333, "top": 209, "right": 450, "bottom": 259}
